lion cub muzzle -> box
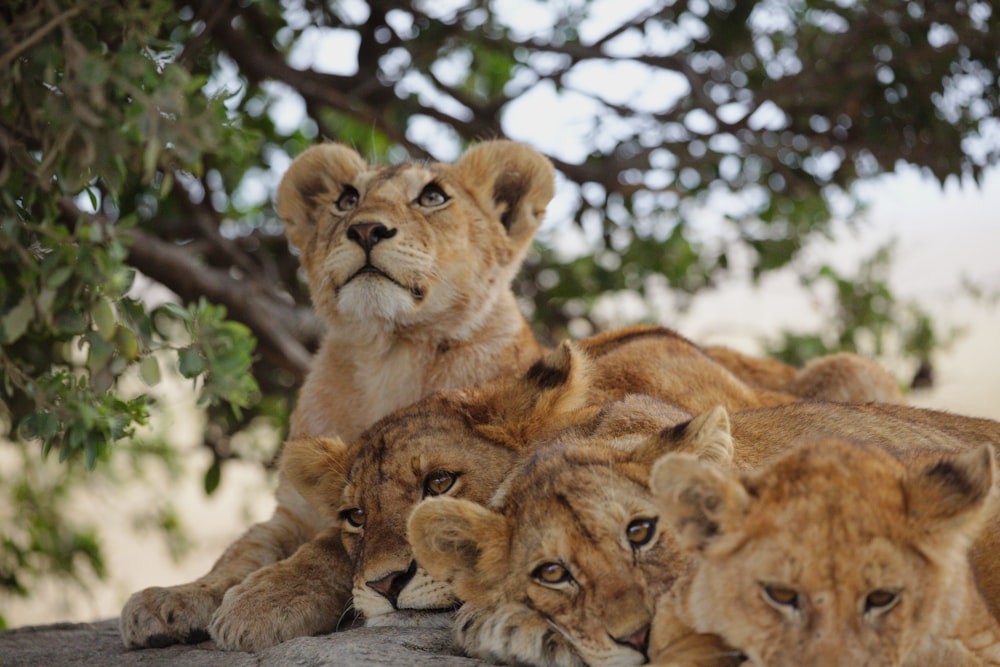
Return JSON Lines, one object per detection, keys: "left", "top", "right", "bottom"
{"left": 366, "top": 561, "right": 416, "bottom": 609}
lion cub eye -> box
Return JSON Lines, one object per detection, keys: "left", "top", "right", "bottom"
{"left": 532, "top": 562, "right": 571, "bottom": 586}
{"left": 865, "top": 589, "right": 899, "bottom": 613}
{"left": 423, "top": 471, "right": 457, "bottom": 497}
{"left": 336, "top": 186, "right": 359, "bottom": 211}
{"left": 762, "top": 585, "right": 799, "bottom": 609}
{"left": 415, "top": 183, "right": 449, "bottom": 207}
{"left": 340, "top": 507, "right": 365, "bottom": 528}
{"left": 626, "top": 517, "right": 656, "bottom": 547}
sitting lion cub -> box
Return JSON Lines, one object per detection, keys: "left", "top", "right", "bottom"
{"left": 652, "top": 439, "right": 1000, "bottom": 667}
{"left": 120, "top": 140, "right": 553, "bottom": 650}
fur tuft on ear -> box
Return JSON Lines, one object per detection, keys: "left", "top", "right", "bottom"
{"left": 634, "top": 405, "right": 734, "bottom": 467}
{"left": 906, "top": 444, "right": 995, "bottom": 534}
{"left": 279, "top": 436, "right": 351, "bottom": 519}
{"left": 407, "top": 496, "right": 510, "bottom": 602}
{"left": 276, "top": 143, "right": 368, "bottom": 250}
{"left": 453, "top": 140, "right": 554, "bottom": 245}
{"left": 650, "top": 452, "right": 748, "bottom": 552}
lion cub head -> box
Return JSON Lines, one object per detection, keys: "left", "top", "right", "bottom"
{"left": 277, "top": 141, "right": 553, "bottom": 332}
{"left": 651, "top": 438, "right": 997, "bottom": 667}
{"left": 407, "top": 407, "right": 737, "bottom": 667}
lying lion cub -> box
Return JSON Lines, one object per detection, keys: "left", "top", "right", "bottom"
{"left": 408, "top": 396, "right": 1000, "bottom": 667}
{"left": 280, "top": 325, "right": 814, "bottom": 631}
{"left": 120, "top": 140, "right": 553, "bottom": 650}
{"left": 653, "top": 439, "right": 1000, "bottom": 667}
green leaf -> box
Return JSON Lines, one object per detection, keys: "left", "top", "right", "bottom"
{"left": 177, "top": 348, "right": 205, "bottom": 377}
{"left": 92, "top": 297, "right": 116, "bottom": 341}
{"left": 1, "top": 295, "right": 33, "bottom": 344}
{"left": 204, "top": 459, "right": 221, "bottom": 495}
{"left": 139, "top": 356, "right": 161, "bottom": 386}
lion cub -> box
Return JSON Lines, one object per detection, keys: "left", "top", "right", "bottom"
{"left": 120, "top": 140, "right": 553, "bottom": 650}
{"left": 652, "top": 439, "right": 1000, "bottom": 667}
{"left": 407, "top": 407, "right": 742, "bottom": 667}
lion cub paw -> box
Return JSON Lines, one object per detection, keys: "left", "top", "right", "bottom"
{"left": 119, "top": 583, "right": 220, "bottom": 648}
{"left": 209, "top": 562, "right": 344, "bottom": 652}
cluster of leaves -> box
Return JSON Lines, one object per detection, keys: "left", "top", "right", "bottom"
{"left": 0, "top": 0, "right": 261, "bottom": 603}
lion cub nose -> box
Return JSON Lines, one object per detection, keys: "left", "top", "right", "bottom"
{"left": 366, "top": 561, "right": 417, "bottom": 608}
{"left": 347, "top": 222, "right": 397, "bottom": 252}
{"left": 614, "top": 624, "right": 650, "bottom": 655}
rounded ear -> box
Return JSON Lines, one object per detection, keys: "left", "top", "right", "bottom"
{"left": 634, "top": 405, "right": 734, "bottom": 467}
{"left": 279, "top": 436, "right": 351, "bottom": 518}
{"left": 276, "top": 143, "right": 368, "bottom": 250}
{"left": 906, "top": 444, "right": 996, "bottom": 534}
{"left": 453, "top": 140, "right": 554, "bottom": 246}
{"left": 407, "top": 496, "right": 511, "bottom": 602}
{"left": 461, "top": 341, "right": 596, "bottom": 447}
{"left": 650, "top": 452, "right": 749, "bottom": 553}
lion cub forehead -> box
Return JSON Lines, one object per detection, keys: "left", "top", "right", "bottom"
{"left": 357, "top": 162, "right": 452, "bottom": 199}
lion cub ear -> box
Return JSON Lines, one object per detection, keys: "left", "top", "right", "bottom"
{"left": 280, "top": 436, "right": 351, "bottom": 519}
{"left": 453, "top": 140, "right": 555, "bottom": 247}
{"left": 905, "top": 444, "right": 995, "bottom": 536}
{"left": 461, "top": 341, "right": 595, "bottom": 447}
{"left": 277, "top": 143, "right": 368, "bottom": 250}
{"left": 408, "top": 496, "right": 511, "bottom": 603}
{"left": 650, "top": 452, "right": 749, "bottom": 553}
{"left": 634, "top": 405, "right": 734, "bottom": 467}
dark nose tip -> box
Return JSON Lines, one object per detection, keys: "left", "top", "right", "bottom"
{"left": 365, "top": 561, "right": 416, "bottom": 608}
{"left": 614, "top": 624, "right": 650, "bottom": 655}
{"left": 347, "top": 222, "right": 397, "bottom": 252}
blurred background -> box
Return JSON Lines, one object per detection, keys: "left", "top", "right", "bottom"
{"left": 1, "top": 0, "right": 998, "bottom": 627}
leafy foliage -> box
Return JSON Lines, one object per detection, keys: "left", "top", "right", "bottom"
{"left": 1, "top": 0, "right": 997, "bottom": 607}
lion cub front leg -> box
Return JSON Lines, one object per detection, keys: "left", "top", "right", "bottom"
{"left": 120, "top": 495, "right": 318, "bottom": 649}
{"left": 209, "top": 526, "right": 354, "bottom": 652}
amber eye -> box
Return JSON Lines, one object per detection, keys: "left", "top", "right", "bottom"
{"left": 626, "top": 518, "right": 656, "bottom": 547}
{"left": 416, "top": 183, "right": 448, "bottom": 207}
{"left": 865, "top": 589, "right": 899, "bottom": 612}
{"left": 340, "top": 507, "right": 365, "bottom": 528}
{"left": 423, "top": 471, "right": 457, "bottom": 497}
{"left": 532, "top": 562, "right": 571, "bottom": 585}
{"left": 763, "top": 585, "right": 799, "bottom": 609}
{"left": 336, "top": 186, "right": 359, "bottom": 211}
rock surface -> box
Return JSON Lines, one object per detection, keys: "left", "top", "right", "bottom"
{"left": 0, "top": 618, "right": 496, "bottom": 666}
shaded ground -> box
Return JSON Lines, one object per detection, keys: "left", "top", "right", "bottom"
{"left": 0, "top": 618, "right": 494, "bottom": 667}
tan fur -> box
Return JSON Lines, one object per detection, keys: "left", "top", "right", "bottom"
{"left": 119, "top": 140, "right": 553, "bottom": 650}
{"left": 704, "top": 345, "right": 905, "bottom": 404}
{"left": 282, "top": 325, "right": 812, "bottom": 630}
{"left": 651, "top": 438, "right": 1000, "bottom": 667}
{"left": 399, "top": 394, "right": 1000, "bottom": 667}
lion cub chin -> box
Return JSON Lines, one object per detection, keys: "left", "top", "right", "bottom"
{"left": 651, "top": 439, "right": 1000, "bottom": 667}
{"left": 119, "top": 140, "right": 554, "bottom": 651}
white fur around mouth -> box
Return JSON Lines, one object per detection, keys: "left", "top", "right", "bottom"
{"left": 343, "top": 264, "right": 424, "bottom": 300}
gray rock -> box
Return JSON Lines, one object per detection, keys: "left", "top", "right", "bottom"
{"left": 0, "top": 619, "right": 497, "bottom": 666}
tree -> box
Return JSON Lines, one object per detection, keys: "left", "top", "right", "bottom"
{"left": 1, "top": 0, "right": 997, "bottom": 615}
